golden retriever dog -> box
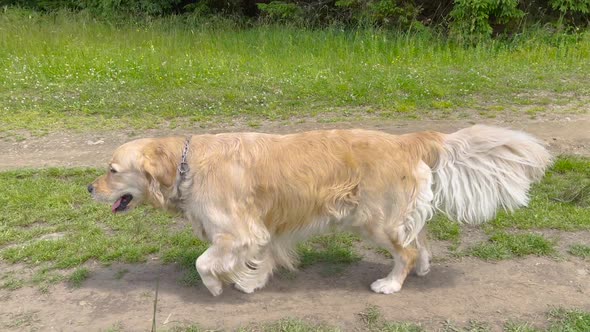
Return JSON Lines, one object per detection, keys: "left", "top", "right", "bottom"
{"left": 88, "top": 125, "right": 551, "bottom": 296}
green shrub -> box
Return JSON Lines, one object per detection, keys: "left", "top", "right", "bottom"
{"left": 258, "top": 1, "right": 303, "bottom": 23}
{"left": 1, "top": 0, "right": 588, "bottom": 36}
{"left": 450, "top": 0, "right": 524, "bottom": 42}
{"left": 550, "top": 0, "right": 590, "bottom": 28}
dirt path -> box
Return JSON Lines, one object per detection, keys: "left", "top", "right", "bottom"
{"left": 1, "top": 116, "right": 589, "bottom": 171}
{"left": 1, "top": 116, "right": 589, "bottom": 331}
{"left": 1, "top": 247, "right": 589, "bottom": 331}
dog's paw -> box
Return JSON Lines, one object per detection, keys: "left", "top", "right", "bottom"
{"left": 200, "top": 276, "right": 223, "bottom": 296}
{"left": 206, "top": 284, "right": 223, "bottom": 297}
{"left": 234, "top": 276, "right": 269, "bottom": 294}
{"left": 370, "top": 278, "right": 401, "bottom": 294}
{"left": 414, "top": 264, "right": 431, "bottom": 277}
{"left": 234, "top": 283, "right": 256, "bottom": 294}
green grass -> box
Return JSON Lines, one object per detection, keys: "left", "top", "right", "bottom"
{"left": 427, "top": 215, "right": 462, "bottom": 254}
{"left": 441, "top": 320, "right": 491, "bottom": 332}
{"left": 440, "top": 309, "right": 590, "bottom": 332}
{"left": 358, "top": 305, "right": 425, "bottom": 332}
{"left": 68, "top": 267, "right": 90, "bottom": 287}
{"left": 428, "top": 215, "right": 461, "bottom": 244}
{"left": 169, "top": 325, "right": 202, "bottom": 332}
{"left": 1, "top": 9, "right": 589, "bottom": 136}
{"left": 298, "top": 233, "right": 362, "bottom": 269}
{"left": 547, "top": 308, "right": 590, "bottom": 331}
{"left": 466, "top": 232, "right": 555, "bottom": 261}
{"left": 379, "top": 323, "right": 425, "bottom": 332}
{"left": 1, "top": 275, "right": 24, "bottom": 290}
{"left": 568, "top": 244, "right": 590, "bottom": 259}
{"left": 31, "top": 268, "right": 66, "bottom": 293}
{"left": 359, "top": 305, "right": 383, "bottom": 327}
{"left": 238, "top": 319, "right": 339, "bottom": 332}
{"left": 0, "top": 168, "right": 201, "bottom": 269}
{"left": 503, "top": 321, "right": 540, "bottom": 332}
{"left": 0, "top": 167, "right": 210, "bottom": 286}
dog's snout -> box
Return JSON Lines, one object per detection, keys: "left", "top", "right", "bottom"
{"left": 87, "top": 184, "right": 94, "bottom": 194}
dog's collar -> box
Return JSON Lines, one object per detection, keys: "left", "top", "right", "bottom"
{"left": 178, "top": 135, "right": 191, "bottom": 178}
{"left": 170, "top": 135, "right": 192, "bottom": 207}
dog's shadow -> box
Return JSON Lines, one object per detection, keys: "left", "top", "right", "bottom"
{"left": 82, "top": 259, "right": 461, "bottom": 305}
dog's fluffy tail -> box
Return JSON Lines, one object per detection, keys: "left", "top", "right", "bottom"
{"left": 432, "top": 125, "right": 552, "bottom": 225}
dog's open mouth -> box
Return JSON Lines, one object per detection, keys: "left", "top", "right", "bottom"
{"left": 112, "top": 194, "right": 133, "bottom": 213}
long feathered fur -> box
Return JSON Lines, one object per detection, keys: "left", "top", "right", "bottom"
{"left": 432, "top": 125, "right": 552, "bottom": 225}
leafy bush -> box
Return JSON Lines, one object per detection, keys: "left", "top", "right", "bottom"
{"left": 258, "top": 1, "right": 303, "bottom": 23}
{"left": 334, "top": 0, "right": 423, "bottom": 29}
{"left": 450, "top": 0, "right": 524, "bottom": 42}
{"left": 549, "top": 0, "right": 590, "bottom": 28}
{"left": 1, "top": 0, "right": 588, "bottom": 36}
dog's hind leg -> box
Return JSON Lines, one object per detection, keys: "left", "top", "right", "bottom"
{"left": 367, "top": 228, "right": 430, "bottom": 294}
{"left": 369, "top": 161, "right": 434, "bottom": 294}
{"left": 368, "top": 232, "right": 418, "bottom": 294}
{"left": 414, "top": 228, "right": 431, "bottom": 277}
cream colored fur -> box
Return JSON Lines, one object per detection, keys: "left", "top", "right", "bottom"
{"left": 89, "top": 125, "right": 551, "bottom": 296}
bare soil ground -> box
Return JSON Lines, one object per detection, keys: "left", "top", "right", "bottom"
{"left": 1, "top": 115, "right": 589, "bottom": 331}
{"left": 1, "top": 244, "right": 589, "bottom": 332}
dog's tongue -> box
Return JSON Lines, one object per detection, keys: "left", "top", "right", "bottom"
{"left": 112, "top": 198, "right": 123, "bottom": 213}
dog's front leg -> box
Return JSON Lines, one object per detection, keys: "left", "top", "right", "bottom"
{"left": 195, "top": 246, "right": 225, "bottom": 296}
{"left": 233, "top": 249, "right": 274, "bottom": 294}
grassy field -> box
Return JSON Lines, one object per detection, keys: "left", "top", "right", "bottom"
{"left": 1, "top": 9, "right": 589, "bottom": 136}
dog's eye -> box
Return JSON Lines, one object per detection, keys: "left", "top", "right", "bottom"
{"left": 110, "top": 168, "right": 118, "bottom": 174}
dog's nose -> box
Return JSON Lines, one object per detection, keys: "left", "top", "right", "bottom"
{"left": 87, "top": 184, "right": 94, "bottom": 194}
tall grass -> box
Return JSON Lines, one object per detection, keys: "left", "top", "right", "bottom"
{"left": 1, "top": 9, "right": 589, "bottom": 135}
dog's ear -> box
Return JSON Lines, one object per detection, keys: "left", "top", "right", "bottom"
{"left": 141, "top": 144, "right": 177, "bottom": 207}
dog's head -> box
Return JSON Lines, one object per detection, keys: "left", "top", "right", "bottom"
{"left": 88, "top": 137, "right": 183, "bottom": 213}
